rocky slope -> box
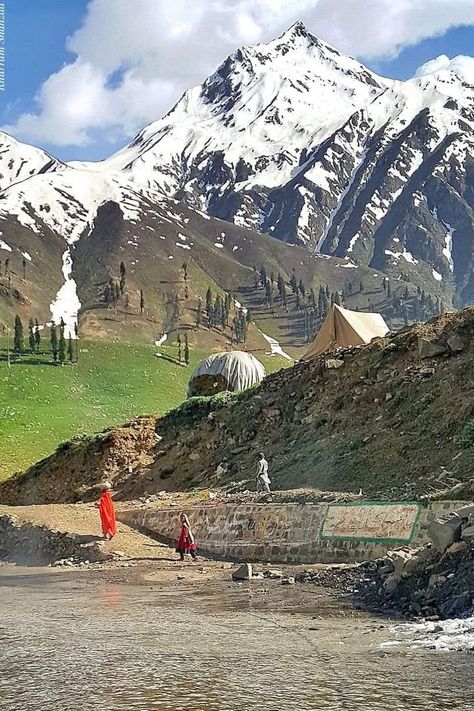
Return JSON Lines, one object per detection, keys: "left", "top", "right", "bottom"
{"left": 2, "top": 308, "right": 473, "bottom": 505}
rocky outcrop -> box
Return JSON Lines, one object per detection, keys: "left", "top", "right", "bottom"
{"left": 350, "top": 503, "right": 474, "bottom": 620}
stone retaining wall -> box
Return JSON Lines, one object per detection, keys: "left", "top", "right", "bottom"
{"left": 120, "top": 500, "right": 474, "bottom": 564}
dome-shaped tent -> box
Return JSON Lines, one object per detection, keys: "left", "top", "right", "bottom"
{"left": 187, "top": 351, "right": 265, "bottom": 397}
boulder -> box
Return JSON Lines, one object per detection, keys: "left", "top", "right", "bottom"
{"left": 447, "top": 334, "right": 464, "bottom": 353}
{"left": 383, "top": 575, "right": 399, "bottom": 594}
{"left": 418, "top": 338, "right": 447, "bottom": 359}
{"left": 439, "top": 592, "right": 472, "bottom": 619}
{"left": 461, "top": 525, "right": 474, "bottom": 541}
{"left": 455, "top": 504, "right": 474, "bottom": 519}
{"left": 281, "top": 576, "right": 295, "bottom": 585}
{"left": 232, "top": 563, "right": 253, "bottom": 581}
{"left": 445, "top": 540, "right": 466, "bottom": 556}
{"left": 427, "top": 513, "right": 462, "bottom": 552}
{"left": 387, "top": 549, "right": 413, "bottom": 577}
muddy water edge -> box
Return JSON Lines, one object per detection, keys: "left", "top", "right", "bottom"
{"left": 0, "top": 564, "right": 473, "bottom": 711}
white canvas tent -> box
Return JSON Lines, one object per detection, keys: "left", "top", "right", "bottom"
{"left": 304, "top": 304, "right": 389, "bottom": 359}
{"left": 187, "top": 351, "right": 265, "bottom": 397}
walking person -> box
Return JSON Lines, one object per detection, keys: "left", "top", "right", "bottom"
{"left": 256, "top": 452, "right": 271, "bottom": 493}
{"left": 95, "top": 481, "right": 117, "bottom": 540}
{"left": 177, "top": 512, "right": 197, "bottom": 561}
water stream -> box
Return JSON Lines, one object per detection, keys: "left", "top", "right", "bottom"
{"left": 0, "top": 573, "right": 472, "bottom": 711}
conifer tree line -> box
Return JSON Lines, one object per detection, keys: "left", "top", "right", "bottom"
{"left": 102, "top": 262, "right": 148, "bottom": 319}
{"left": 199, "top": 287, "right": 250, "bottom": 343}
{"left": 254, "top": 263, "right": 446, "bottom": 342}
{"left": 11, "top": 315, "right": 77, "bottom": 364}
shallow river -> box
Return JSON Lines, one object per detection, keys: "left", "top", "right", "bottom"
{"left": 0, "top": 571, "right": 473, "bottom": 711}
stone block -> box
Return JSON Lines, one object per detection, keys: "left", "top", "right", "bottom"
{"left": 427, "top": 513, "right": 462, "bottom": 552}
{"left": 232, "top": 563, "right": 253, "bottom": 581}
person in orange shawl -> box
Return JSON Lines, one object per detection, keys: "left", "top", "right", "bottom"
{"left": 177, "top": 512, "right": 197, "bottom": 561}
{"left": 95, "top": 481, "right": 117, "bottom": 540}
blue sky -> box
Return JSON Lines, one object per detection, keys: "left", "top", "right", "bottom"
{"left": 1, "top": 0, "right": 474, "bottom": 161}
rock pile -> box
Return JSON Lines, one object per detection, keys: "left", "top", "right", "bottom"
{"left": 0, "top": 514, "right": 111, "bottom": 566}
{"left": 353, "top": 505, "right": 474, "bottom": 620}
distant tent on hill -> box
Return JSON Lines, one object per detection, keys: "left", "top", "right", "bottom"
{"left": 187, "top": 350, "right": 265, "bottom": 397}
{"left": 304, "top": 304, "right": 389, "bottom": 359}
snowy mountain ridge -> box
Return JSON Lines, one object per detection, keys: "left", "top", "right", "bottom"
{"left": 1, "top": 20, "right": 474, "bottom": 329}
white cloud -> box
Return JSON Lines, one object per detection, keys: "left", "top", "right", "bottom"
{"left": 415, "top": 53, "right": 474, "bottom": 83}
{"left": 4, "top": 0, "right": 474, "bottom": 148}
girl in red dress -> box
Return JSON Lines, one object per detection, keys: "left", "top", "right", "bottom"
{"left": 95, "top": 481, "right": 117, "bottom": 540}
{"left": 177, "top": 512, "right": 197, "bottom": 561}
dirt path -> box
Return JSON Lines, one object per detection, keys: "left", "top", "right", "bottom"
{"left": 0, "top": 503, "right": 173, "bottom": 562}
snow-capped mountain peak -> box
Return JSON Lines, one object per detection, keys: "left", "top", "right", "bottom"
{"left": 0, "top": 131, "right": 64, "bottom": 193}
{"left": 1, "top": 22, "right": 474, "bottom": 323}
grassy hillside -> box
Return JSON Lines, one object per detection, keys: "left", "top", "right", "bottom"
{"left": 0, "top": 339, "right": 288, "bottom": 479}
{"left": 4, "top": 308, "right": 473, "bottom": 505}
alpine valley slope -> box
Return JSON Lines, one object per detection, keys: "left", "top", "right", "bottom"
{"left": 0, "top": 21, "right": 473, "bottom": 345}
{"left": 101, "top": 21, "right": 474, "bottom": 307}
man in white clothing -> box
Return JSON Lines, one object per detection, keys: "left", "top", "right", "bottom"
{"left": 256, "top": 452, "right": 271, "bottom": 493}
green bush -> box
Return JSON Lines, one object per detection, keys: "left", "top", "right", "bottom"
{"left": 459, "top": 419, "right": 474, "bottom": 449}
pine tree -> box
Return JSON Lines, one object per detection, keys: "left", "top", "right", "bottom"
{"left": 28, "top": 318, "right": 35, "bottom": 352}
{"left": 182, "top": 262, "right": 188, "bottom": 282}
{"left": 246, "top": 309, "right": 252, "bottom": 325}
{"left": 334, "top": 291, "right": 341, "bottom": 306}
{"left": 196, "top": 299, "right": 203, "bottom": 327}
{"left": 4, "top": 257, "right": 9, "bottom": 276}
{"left": 119, "top": 262, "right": 126, "bottom": 294}
{"left": 387, "top": 280, "right": 391, "bottom": 298}
{"left": 295, "top": 290, "right": 301, "bottom": 310}
{"left": 140, "top": 289, "right": 145, "bottom": 316}
{"left": 205, "top": 287, "right": 213, "bottom": 319}
{"left": 34, "top": 318, "right": 41, "bottom": 353}
{"left": 359, "top": 280, "right": 364, "bottom": 293}
{"left": 68, "top": 335, "right": 74, "bottom": 362}
{"left": 13, "top": 315, "right": 23, "bottom": 352}
{"left": 22, "top": 256, "right": 27, "bottom": 280}
{"left": 177, "top": 333, "right": 182, "bottom": 363}
{"left": 184, "top": 333, "right": 190, "bottom": 365}
{"left": 404, "top": 286, "right": 409, "bottom": 301}
{"left": 50, "top": 323, "right": 58, "bottom": 362}
{"left": 290, "top": 273, "right": 298, "bottom": 294}
{"left": 259, "top": 265, "right": 267, "bottom": 288}
{"left": 308, "top": 287, "right": 316, "bottom": 308}
{"left": 58, "top": 319, "right": 66, "bottom": 363}
{"left": 347, "top": 281, "right": 353, "bottom": 294}
{"left": 298, "top": 279, "right": 306, "bottom": 297}
{"left": 124, "top": 292, "right": 130, "bottom": 320}
{"left": 382, "top": 278, "right": 387, "bottom": 291}
{"left": 265, "top": 279, "right": 272, "bottom": 306}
